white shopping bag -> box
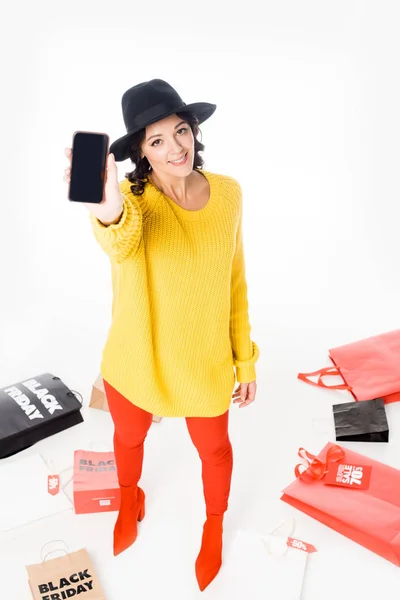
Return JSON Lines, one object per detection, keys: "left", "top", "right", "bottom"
{"left": 213, "top": 529, "right": 309, "bottom": 600}
{"left": 0, "top": 453, "right": 71, "bottom": 533}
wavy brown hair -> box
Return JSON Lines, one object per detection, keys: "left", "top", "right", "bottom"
{"left": 124, "top": 110, "right": 206, "bottom": 196}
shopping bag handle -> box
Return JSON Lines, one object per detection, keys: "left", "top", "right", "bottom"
{"left": 263, "top": 535, "right": 289, "bottom": 557}
{"left": 41, "top": 540, "right": 70, "bottom": 563}
{"left": 298, "top": 367, "right": 351, "bottom": 391}
{"left": 51, "top": 377, "right": 84, "bottom": 404}
{"left": 67, "top": 390, "right": 83, "bottom": 404}
{"left": 295, "top": 445, "right": 345, "bottom": 482}
{"left": 268, "top": 517, "right": 296, "bottom": 538}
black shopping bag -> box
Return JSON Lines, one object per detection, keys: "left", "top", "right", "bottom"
{"left": 332, "top": 397, "right": 389, "bottom": 442}
{"left": 0, "top": 373, "right": 84, "bottom": 458}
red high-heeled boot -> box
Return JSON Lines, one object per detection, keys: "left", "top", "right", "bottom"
{"left": 113, "top": 485, "right": 145, "bottom": 556}
{"left": 195, "top": 514, "right": 224, "bottom": 591}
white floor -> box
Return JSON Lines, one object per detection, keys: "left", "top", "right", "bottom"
{"left": 3, "top": 3, "right": 400, "bottom": 596}
{"left": 1, "top": 343, "right": 400, "bottom": 599}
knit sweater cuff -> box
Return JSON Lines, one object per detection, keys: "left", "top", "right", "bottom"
{"left": 90, "top": 194, "right": 143, "bottom": 262}
{"left": 233, "top": 341, "right": 260, "bottom": 383}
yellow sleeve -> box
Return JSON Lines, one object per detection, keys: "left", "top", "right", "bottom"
{"left": 89, "top": 182, "right": 143, "bottom": 263}
{"left": 230, "top": 184, "right": 260, "bottom": 383}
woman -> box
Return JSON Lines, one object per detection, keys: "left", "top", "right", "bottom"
{"left": 63, "top": 78, "right": 260, "bottom": 591}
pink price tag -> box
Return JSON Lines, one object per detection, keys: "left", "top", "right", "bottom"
{"left": 47, "top": 474, "right": 60, "bottom": 496}
{"left": 287, "top": 537, "right": 317, "bottom": 553}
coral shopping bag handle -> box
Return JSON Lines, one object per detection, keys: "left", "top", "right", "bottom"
{"left": 297, "top": 367, "right": 351, "bottom": 391}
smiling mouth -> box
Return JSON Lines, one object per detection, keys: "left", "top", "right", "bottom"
{"left": 169, "top": 152, "right": 188, "bottom": 164}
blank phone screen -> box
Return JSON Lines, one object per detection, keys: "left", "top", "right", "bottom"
{"left": 69, "top": 132, "right": 109, "bottom": 203}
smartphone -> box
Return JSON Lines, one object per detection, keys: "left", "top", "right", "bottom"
{"left": 68, "top": 131, "right": 109, "bottom": 203}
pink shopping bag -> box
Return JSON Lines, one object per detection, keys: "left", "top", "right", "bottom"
{"left": 298, "top": 329, "right": 400, "bottom": 403}
{"left": 281, "top": 442, "right": 400, "bottom": 566}
{"left": 73, "top": 450, "right": 120, "bottom": 514}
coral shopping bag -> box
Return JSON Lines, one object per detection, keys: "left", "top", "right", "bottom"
{"left": 281, "top": 442, "right": 400, "bottom": 566}
{"left": 26, "top": 545, "right": 106, "bottom": 599}
{"left": 73, "top": 450, "right": 120, "bottom": 514}
{"left": 298, "top": 329, "right": 400, "bottom": 403}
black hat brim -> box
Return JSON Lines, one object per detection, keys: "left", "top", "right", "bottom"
{"left": 109, "top": 102, "right": 216, "bottom": 162}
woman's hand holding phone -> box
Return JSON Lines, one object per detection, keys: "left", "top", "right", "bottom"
{"left": 64, "top": 148, "right": 124, "bottom": 225}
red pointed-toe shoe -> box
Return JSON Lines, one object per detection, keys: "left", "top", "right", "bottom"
{"left": 195, "top": 514, "right": 224, "bottom": 591}
{"left": 113, "top": 485, "right": 145, "bottom": 556}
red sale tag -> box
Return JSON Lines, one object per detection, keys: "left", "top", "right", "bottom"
{"left": 47, "top": 474, "right": 60, "bottom": 496}
{"left": 324, "top": 463, "right": 372, "bottom": 490}
{"left": 286, "top": 537, "right": 317, "bottom": 553}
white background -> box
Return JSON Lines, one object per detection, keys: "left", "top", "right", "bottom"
{"left": 1, "top": 1, "right": 400, "bottom": 598}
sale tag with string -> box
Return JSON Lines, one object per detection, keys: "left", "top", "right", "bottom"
{"left": 287, "top": 537, "right": 317, "bottom": 553}
{"left": 324, "top": 463, "right": 372, "bottom": 490}
{"left": 47, "top": 474, "right": 60, "bottom": 496}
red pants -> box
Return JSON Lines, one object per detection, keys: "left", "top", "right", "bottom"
{"left": 103, "top": 380, "right": 233, "bottom": 515}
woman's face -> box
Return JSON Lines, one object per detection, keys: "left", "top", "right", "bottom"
{"left": 141, "top": 114, "right": 194, "bottom": 177}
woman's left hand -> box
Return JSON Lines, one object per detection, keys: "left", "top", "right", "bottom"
{"left": 232, "top": 380, "right": 257, "bottom": 408}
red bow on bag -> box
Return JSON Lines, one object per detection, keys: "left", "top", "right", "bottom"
{"left": 295, "top": 445, "right": 345, "bottom": 483}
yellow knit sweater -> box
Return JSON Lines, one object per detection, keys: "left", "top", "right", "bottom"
{"left": 90, "top": 169, "right": 260, "bottom": 417}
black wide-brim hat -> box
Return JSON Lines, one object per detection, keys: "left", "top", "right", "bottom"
{"left": 109, "top": 79, "right": 217, "bottom": 162}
